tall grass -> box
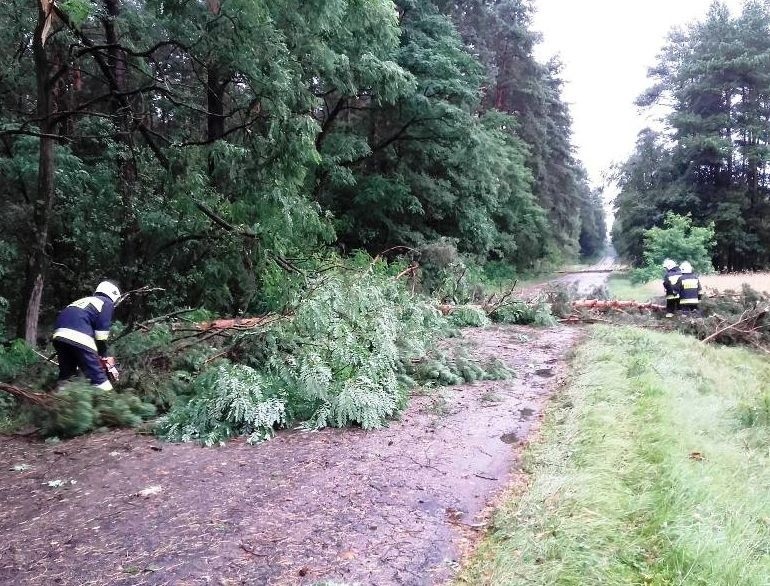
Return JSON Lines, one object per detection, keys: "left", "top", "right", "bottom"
{"left": 606, "top": 274, "right": 660, "bottom": 301}
{"left": 458, "top": 326, "right": 770, "bottom": 585}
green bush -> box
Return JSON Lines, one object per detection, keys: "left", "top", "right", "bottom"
{"left": 417, "top": 241, "right": 486, "bottom": 303}
{"left": 0, "top": 393, "right": 19, "bottom": 432}
{"left": 631, "top": 212, "right": 715, "bottom": 283}
{"left": 156, "top": 274, "right": 435, "bottom": 441}
{"left": 407, "top": 350, "right": 512, "bottom": 386}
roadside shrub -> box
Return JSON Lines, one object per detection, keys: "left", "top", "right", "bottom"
{"left": 631, "top": 212, "right": 715, "bottom": 283}
{"left": 417, "top": 240, "right": 485, "bottom": 303}
{"left": 36, "top": 383, "right": 95, "bottom": 438}
{"left": 406, "top": 350, "right": 512, "bottom": 387}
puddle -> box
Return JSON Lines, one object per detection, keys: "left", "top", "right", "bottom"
{"left": 519, "top": 407, "right": 534, "bottom": 419}
{"left": 500, "top": 432, "right": 519, "bottom": 444}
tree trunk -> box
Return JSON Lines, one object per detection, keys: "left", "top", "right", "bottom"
{"left": 103, "top": 0, "right": 141, "bottom": 288}
{"left": 21, "top": 3, "right": 58, "bottom": 345}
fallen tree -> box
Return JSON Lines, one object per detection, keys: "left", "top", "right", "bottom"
{"left": 0, "top": 383, "right": 51, "bottom": 407}
{"left": 572, "top": 299, "right": 666, "bottom": 312}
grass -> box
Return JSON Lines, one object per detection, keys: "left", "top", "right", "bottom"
{"left": 457, "top": 325, "right": 770, "bottom": 585}
{"left": 606, "top": 274, "right": 660, "bottom": 301}
{"left": 606, "top": 271, "right": 770, "bottom": 302}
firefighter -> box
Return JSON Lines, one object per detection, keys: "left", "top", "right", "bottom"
{"left": 51, "top": 281, "right": 121, "bottom": 390}
{"left": 662, "top": 259, "right": 682, "bottom": 318}
{"left": 675, "top": 261, "right": 702, "bottom": 314}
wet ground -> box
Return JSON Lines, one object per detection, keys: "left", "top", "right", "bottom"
{"left": 0, "top": 324, "right": 581, "bottom": 586}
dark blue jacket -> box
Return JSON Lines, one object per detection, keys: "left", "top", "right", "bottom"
{"left": 663, "top": 267, "right": 682, "bottom": 299}
{"left": 675, "top": 272, "right": 702, "bottom": 305}
{"left": 52, "top": 293, "right": 115, "bottom": 355}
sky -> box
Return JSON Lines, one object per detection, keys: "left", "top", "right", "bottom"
{"left": 531, "top": 0, "right": 745, "bottom": 196}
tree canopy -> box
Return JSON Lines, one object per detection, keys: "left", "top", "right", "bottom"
{"left": 0, "top": 0, "right": 604, "bottom": 342}
{"left": 613, "top": 0, "right": 770, "bottom": 271}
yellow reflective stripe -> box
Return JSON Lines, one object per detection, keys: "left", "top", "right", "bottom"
{"left": 680, "top": 298, "right": 699, "bottom": 305}
{"left": 68, "top": 296, "right": 105, "bottom": 311}
{"left": 666, "top": 295, "right": 679, "bottom": 299}
{"left": 94, "top": 330, "right": 110, "bottom": 340}
{"left": 682, "top": 281, "right": 699, "bottom": 289}
{"left": 52, "top": 328, "right": 98, "bottom": 351}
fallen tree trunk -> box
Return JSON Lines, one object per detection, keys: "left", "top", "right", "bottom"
{"left": 0, "top": 383, "right": 52, "bottom": 407}
{"left": 572, "top": 299, "right": 665, "bottom": 312}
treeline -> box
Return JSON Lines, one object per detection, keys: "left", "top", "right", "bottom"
{"left": 0, "top": 0, "right": 604, "bottom": 342}
{"left": 613, "top": 0, "right": 770, "bottom": 270}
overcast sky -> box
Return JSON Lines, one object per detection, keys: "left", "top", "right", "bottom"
{"left": 531, "top": 0, "right": 745, "bottom": 195}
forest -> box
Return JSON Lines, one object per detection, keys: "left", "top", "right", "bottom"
{"left": 613, "top": 0, "right": 770, "bottom": 271}
{"left": 0, "top": 0, "right": 606, "bottom": 345}
{"left": 6, "top": 2, "right": 770, "bottom": 584}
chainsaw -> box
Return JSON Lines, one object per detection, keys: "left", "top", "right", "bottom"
{"left": 34, "top": 349, "right": 120, "bottom": 384}
{"left": 100, "top": 356, "right": 120, "bottom": 384}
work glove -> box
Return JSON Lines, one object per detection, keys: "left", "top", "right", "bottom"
{"left": 100, "top": 356, "right": 120, "bottom": 384}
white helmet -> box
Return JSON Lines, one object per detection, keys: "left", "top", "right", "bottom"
{"left": 95, "top": 280, "right": 121, "bottom": 302}
{"left": 662, "top": 259, "right": 677, "bottom": 270}
{"left": 679, "top": 261, "right": 693, "bottom": 273}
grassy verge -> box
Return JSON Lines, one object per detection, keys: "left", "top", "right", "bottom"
{"left": 607, "top": 274, "right": 659, "bottom": 301}
{"left": 458, "top": 325, "right": 770, "bottom": 585}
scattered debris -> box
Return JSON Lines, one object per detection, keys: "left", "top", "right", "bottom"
{"left": 138, "top": 485, "right": 163, "bottom": 498}
{"left": 44, "top": 479, "right": 76, "bottom": 487}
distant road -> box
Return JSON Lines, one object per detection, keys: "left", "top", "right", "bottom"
{"left": 548, "top": 252, "right": 627, "bottom": 296}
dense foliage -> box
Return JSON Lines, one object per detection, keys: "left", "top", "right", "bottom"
{"left": 613, "top": 1, "right": 770, "bottom": 270}
{"left": 0, "top": 270, "right": 516, "bottom": 442}
{"left": 631, "top": 212, "right": 716, "bottom": 283}
{"left": 0, "top": 0, "right": 603, "bottom": 343}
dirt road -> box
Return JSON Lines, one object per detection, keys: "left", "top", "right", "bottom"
{"left": 0, "top": 259, "right": 620, "bottom": 586}
{"left": 0, "top": 324, "right": 580, "bottom": 586}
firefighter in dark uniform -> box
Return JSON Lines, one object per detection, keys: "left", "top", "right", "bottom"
{"left": 662, "top": 259, "right": 682, "bottom": 318}
{"left": 51, "top": 281, "right": 121, "bottom": 390}
{"left": 675, "top": 261, "right": 702, "bottom": 314}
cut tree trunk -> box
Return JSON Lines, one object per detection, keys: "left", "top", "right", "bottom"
{"left": 572, "top": 299, "right": 665, "bottom": 312}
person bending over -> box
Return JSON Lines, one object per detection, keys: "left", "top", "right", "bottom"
{"left": 51, "top": 280, "right": 121, "bottom": 390}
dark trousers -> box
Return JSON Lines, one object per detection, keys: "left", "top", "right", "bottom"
{"left": 679, "top": 304, "right": 700, "bottom": 316}
{"left": 666, "top": 298, "right": 679, "bottom": 313}
{"left": 53, "top": 340, "right": 107, "bottom": 385}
